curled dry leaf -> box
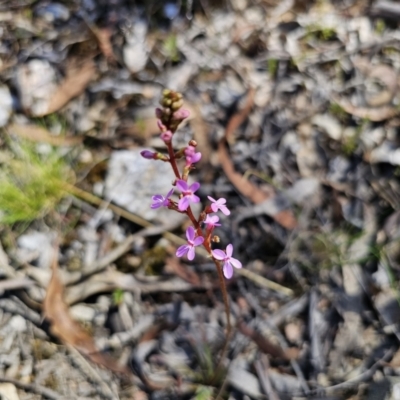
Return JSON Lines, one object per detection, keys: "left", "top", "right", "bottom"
{"left": 219, "top": 88, "right": 297, "bottom": 229}
{"left": 38, "top": 58, "right": 96, "bottom": 117}
{"left": 332, "top": 96, "right": 399, "bottom": 122}
{"left": 237, "top": 320, "right": 299, "bottom": 361}
{"left": 43, "top": 247, "right": 129, "bottom": 375}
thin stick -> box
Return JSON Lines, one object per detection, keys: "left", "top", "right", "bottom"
{"left": 0, "top": 376, "right": 63, "bottom": 400}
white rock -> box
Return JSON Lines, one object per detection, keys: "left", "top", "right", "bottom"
{"left": 369, "top": 141, "right": 400, "bottom": 165}
{"left": 312, "top": 114, "right": 342, "bottom": 141}
{"left": 104, "top": 149, "right": 186, "bottom": 227}
{"left": 17, "top": 231, "right": 54, "bottom": 269}
{"left": 123, "top": 20, "right": 149, "bottom": 74}
{"left": 70, "top": 304, "right": 96, "bottom": 322}
{"left": 0, "top": 85, "right": 13, "bottom": 126}
{"left": 9, "top": 315, "right": 27, "bottom": 333}
{"left": 0, "top": 383, "right": 20, "bottom": 400}
{"left": 15, "top": 59, "right": 57, "bottom": 116}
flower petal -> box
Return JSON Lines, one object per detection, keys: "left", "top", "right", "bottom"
{"left": 191, "top": 152, "right": 202, "bottom": 163}
{"left": 186, "top": 226, "right": 195, "bottom": 241}
{"left": 210, "top": 203, "right": 218, "bottom": 212}
{"left": 193, "top": 236, "right": 204, "bottom": 246}
{"left": 178, "top": 197, "right": 189, "bottom": 211}
{"left": 176, "top": 245, "right": 189, "bottom": 258}
{"left": 220, "top": 205, "right": 230, "bottom": 216}
{"left": 216, "top": 198, "right": 226, "bottom": 205}
{"left": 150, "top": 203, "right": 161, "bottom": 209}
{"left": 190, "top": 194, "right": 200, "bottom": 204}
{"left": 223, "top": 262, "right": 233, "bottom": 279}
{"left": 176, "top": 180, "right": 188, "bottom": 192}
{"left": 226, "top": 244, "right": 233, "bottom": 257}
{"left": 230, "top": 257, "right": 242, "bottom": 269}
{"left": 187, "top": 247, "right": 195, "bottom": 261}
{"left": 166, "top": 188, "right": 174, "bottom": 198}
{"left": 189, "top": 182, "right": 200, "bottom": 192}
{"left": 207, "top": 196, "right": 216, "bottom": 203}
{"left": 212, "top": 249, "right": 226, "bottom": 260}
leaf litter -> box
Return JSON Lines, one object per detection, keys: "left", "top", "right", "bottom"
{"left": 2, "top": 0, "right": 400, "bottom": 399}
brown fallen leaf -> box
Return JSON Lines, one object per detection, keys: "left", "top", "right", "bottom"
{"left": 352, "top": 57, "right": 398, "bottom": 107}
{"left": 43, "top": 246, "right": 129, "bottom": 375}
{"left": 218, "top": 88, "right": 297, "bottom": 229}
{"left": 7, "top": 124, "right": 83, "bottom": 146}
{"left": 38, "top": 58, "right": 96, "bottom": 116}
{"left": 80, "top": 13, "right": 117, "bottom": 63}
{"left": 237, "top": 320, "right": 299, "bottom": 361}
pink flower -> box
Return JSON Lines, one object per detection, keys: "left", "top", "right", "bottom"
{"left": 207, "top": 196, "right": 230, "bottom": 216}
{"left": 176, "top": 226, "right": 204, "bottom": 260}
{"left": 204, "top": 214, "right": 221, "bottom": 229}
{"left": 160, "top": 130, "right": 173, "bottom": 143}
{"left": 151, "top": 189, "right": 174, "bottom": 209}
{"left": 212, "top": 244, "right": 242, "bottom": 279}
{"left": 184, "top": 145, "right": 202, "bottom": 165}
{"left": 176, "top": 180, "right": 200, "bottom": 211}
{"left": 157, "top": 119, "right": 167, "bottom": 132}
{"left": 140, "top": 150, "right": 156, "bottom": 160}
{"left": 173, "top": 108, "right": 190, "bottom": 121}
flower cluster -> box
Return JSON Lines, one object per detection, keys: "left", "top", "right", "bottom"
{"left": 141, "top": 89, "right": 242, "bottom": 279}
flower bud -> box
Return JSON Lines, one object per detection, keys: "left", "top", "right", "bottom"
{"left": 140, "top": 150, "right": 156, "bottom": 159}
{"left": 173, "top": 108, "right": 190, "bottom": 120}
{"left": 171, "top": 99, "right": 183, "bottom": 111}
{"left": 189, "top": 140, "right": 197, "bottom": 147}
{"left": 161, "top": 98, "right": 172, "bottom": 107}
{"left": 211, "top": 235, "right": 220, "bottom": 243}
{"left": 155, "top": 108, "right": 164, "bottom": 118}
{"left": 160, "top": 130, "right": 173, "bottom": 143}
{"left": 157, "top": 119, "right": 167, "bottom": 132}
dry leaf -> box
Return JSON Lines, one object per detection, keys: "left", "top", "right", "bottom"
{"left": 43, "top": 247, "right": 129, "bottom": 375}
{"left": 39, "top": 58, "right": 96, "bottom": 116}
{"left": 7, "top": 124, "right": 82, "bottom": 146}
{"left": 332, "top": 96, "right": 399, "bottom": 122}
{"left": 219, "top": 88, "right": 297, "bottom": 229}
{"left": 237, "top": 320, "right": 298, "bottom": 361}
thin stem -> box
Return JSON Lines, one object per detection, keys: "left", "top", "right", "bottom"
{"left": 187, "top": 206, "right": 200, "bottom": 230}
{"left": 166, "top": 142, "right": 181, "bottom": 179}
{"left": 210, "top": 258, "right": 232, "bottom": 390}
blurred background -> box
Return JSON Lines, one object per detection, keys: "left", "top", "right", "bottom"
{"left": 1, "top": 0, "right": 400, "bottom": 399}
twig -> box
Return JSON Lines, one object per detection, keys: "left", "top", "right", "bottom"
{"left": 67, "top": 345, "right": 119, "bottom": 400}
{"left": 308, "top": 347, "right": 396, "bottom": 396}
{"left": 236, "top": 268, "right": 293, "bottom": 297}
{"left": 0, "top": 376, "right": 63, "bottom": 400}
{"left": 255, "top": 355, "right": 280, "bottom": 400}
